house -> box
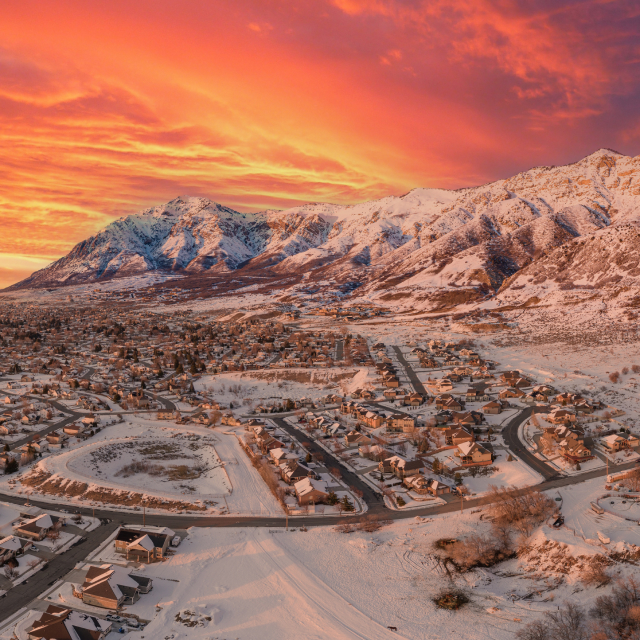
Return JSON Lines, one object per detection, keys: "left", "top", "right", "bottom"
{"left": 547, "top": 408, "right": 576, "bottom": 424}
{"left": 46, "top": 430, "right": 68, "bottom": 445}
{"left": 281, "top": 461, "right": 314, "bottom": 485}
{"left": 455, "top": 441, "right": 492, "bottom": 467}
{"left": 387, "top": 414, "right": 416, "bottom": 433}
{"left": 27, "top": 605, "right": 111, "bottom": 640}
{"left": 269, "top": 447, "right": 297, "bottom": 466}
{"left": 436, "top": 395, "right": 464, "bottom": 411}
{"left": 80, "top": 564, "right": 152, "bottom": 608}
{"left": 601, "top": 433, "right": 640, "bottom": 452}
{"left": 444, "top": 426, "right": 474, "bottom": 446}
{"left": 403, "top": 475, "right": 451, "bottom": 496}
{"left": 465, "top": 388, "right": 478, "bottom": 400}
{"left": 63, "top": 423, "right": 85, "bottom": 438}
{"left": 482, "top": 400, "right": 507, "bottom": 415}
{"left": 499, "top": 387, "right": 525, "bottom": 400}
{"left": 450, "top": 410, "right": 483, "bottom": 427}
{"left": 0, "top": 535, "right": 27, "bottom": 565}
{"left": 294, "top": 477, "right": 329, "bottom": 506}
{"left": 81, "top": 414, "right": 98, "bottom": 427}
{"left": 403, "top": 392, "right": 424, "bottom": 407}
{"left": 380, "top": 456, "right": 423, "bottom": 478}
{"left": 344, "top": 431, "right": 372, "bottom": 447}
{"left": 114, "top": 526, "right": 174, "bottom": 562}
{"left": 13, "top": 513, "right": 59, "bottom": 541}
{"left": 559, "top": 439, "right": 593, "bottom": 462}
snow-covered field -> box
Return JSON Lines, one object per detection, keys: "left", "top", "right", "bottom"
{"left": 86, "top": 479, "right": 639, "bottom": 640}
{"left": 195, "top": 367, "right": 370, "bottom": 405}
{"left": 2, "top": 419, "right": 283, "bottom": 516}
{"left": 65, "top": 435, "right": 230, "bottom": 498}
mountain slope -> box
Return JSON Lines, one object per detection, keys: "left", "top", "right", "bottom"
{"left": 9, "top": 149, "right": 640, "bottom": 313}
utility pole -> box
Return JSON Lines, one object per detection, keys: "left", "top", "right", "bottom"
{"left": 460, "top": 492, "right": 464, "bottom": 514}
{"left": 143, "top": 501, "right": 146, "bottom": 527}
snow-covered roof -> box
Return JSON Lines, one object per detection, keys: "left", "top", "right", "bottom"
{"left": 294, "top": 477, "right": 327, "bottom": 497}
{"left": 0, "top": 535, "right": 22, "bottom": 551}
{"left": 127, "top": 534, "right": 155, "bottom": 551}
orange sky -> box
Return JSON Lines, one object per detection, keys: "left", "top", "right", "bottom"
{"left": 1, "top": 0, "right": 639, "bottom": 287}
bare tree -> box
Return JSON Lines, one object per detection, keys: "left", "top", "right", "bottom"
{"left": 4, "top": 564, "right": 18, "bottom": 579}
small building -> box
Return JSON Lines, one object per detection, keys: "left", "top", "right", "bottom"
{"left": 80, "top": 564, "right": 152, "bottom": 608}
{"left": 482, "top": 400, "right": 505, "bottom": 415}
{"left": 601, "top": 433, "right": 639, "bottom": 452}
{"left": 28, "top": 605, "right": 111, "bottom": 640}
{"left": 455, "top": 442, "right": 492, "bottom": 467}
{"left": 294, "top": 477, "right": 329, "bottom": 506}
{"left": 444, "top": 426, "right": 474, "bottom": 446}
{"left": 13, "top": 513, "right": 59, "bottom": 541}
{"left": 0, "top": 535, "right": 27, "bottom": 565}
{"left": 380, "top": 456, "right": 423, "bottom": 479}
{"left": 114, "top": 526, "right": 174, "bottom": 562}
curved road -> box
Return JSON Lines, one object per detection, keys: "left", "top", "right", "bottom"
{"left": 1, "top": 395, "right": 636, "bottom": 623}
{"left": 502, "top": 406, "right": 559, "bottom": 481}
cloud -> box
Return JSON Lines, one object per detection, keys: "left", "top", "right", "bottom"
{"left": 0, "top": 0, "right": 637, "bottom": 264}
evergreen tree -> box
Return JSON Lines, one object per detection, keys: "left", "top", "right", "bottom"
{"left": 341, "top": 495, "right": 355, "bottom": 512}
{"left": 5, "top": 458, "right": 19, "bottom": 474}
{"left": 327, "top": 491, "right": 338, "bottom": 505}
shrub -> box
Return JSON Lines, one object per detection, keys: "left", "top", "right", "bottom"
{"left": 633, "top": 365, "right": 640, "bottom": 374}
{"left": 486, "top": 485, "right": 555, "bottom": 537}
{"left": 396, "top": 496, "right": 406, "bottom": 507}
{"left": 517, "top": 602, "right": 586, "bottom": 640}
{"left": 622, "top": 367, "right": 630, "bottom": 375}
{"left": 356, "top": 515, "right": 390, "bottom": 532}
{"left": 609, "top": 371, "right": 621, "bottom": 383}
{"left": 580, "top": 560, "right": 611, "bottom": 588}
{"left": 433, "top": 590, "right": 469, "bottom": 610}
{"left": 4, "top": 458, "right": 18, "bottom": 474}
{"left": 444, "top": 532, "right": 514, "bottom": 570}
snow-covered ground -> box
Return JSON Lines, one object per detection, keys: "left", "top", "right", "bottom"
{"left": 42, "top": 475, "right": 633, "bottom": 640}
{"left": 2, "top": 418, "right": 283, "bottom": 516}
{"left": 194, "top": 367, "right": 370, "bottom": 406}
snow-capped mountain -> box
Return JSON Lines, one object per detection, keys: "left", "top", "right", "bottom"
{"left": 10, "top": 149, "right": 640, "bottom": 311}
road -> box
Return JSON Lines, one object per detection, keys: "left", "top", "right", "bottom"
{"left": 0, "top": 521, "right": 119, "bottom": 623}
{"left": 2, "top": 371, "right": 638, "bottom": 625}
{"left": 7, "top": 403, "right": 80, "bottom": 452}
{"left": 501, "top": 407, "right": 560, "bottom": 481}
{"left": 271, "top": 416, "right": 383, "bottom": 507}
{"left": 391, "top": 346, "right": 428, "bottom": 396}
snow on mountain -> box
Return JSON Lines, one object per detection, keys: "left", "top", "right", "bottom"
{"left": 10, "top": 149, "right": 640, "bottom": 313}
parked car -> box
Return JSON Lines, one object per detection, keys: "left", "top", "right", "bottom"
{"left": 171, "top": 535, "right": 181, "bottom": 547}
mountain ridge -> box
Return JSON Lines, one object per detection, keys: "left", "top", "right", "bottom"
{"left": 8, "top": 148, "right": 640, "bottom": 313}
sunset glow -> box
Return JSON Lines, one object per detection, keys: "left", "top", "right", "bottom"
{"left": 1, "top": 0, "right": 640, "bottom": 286}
